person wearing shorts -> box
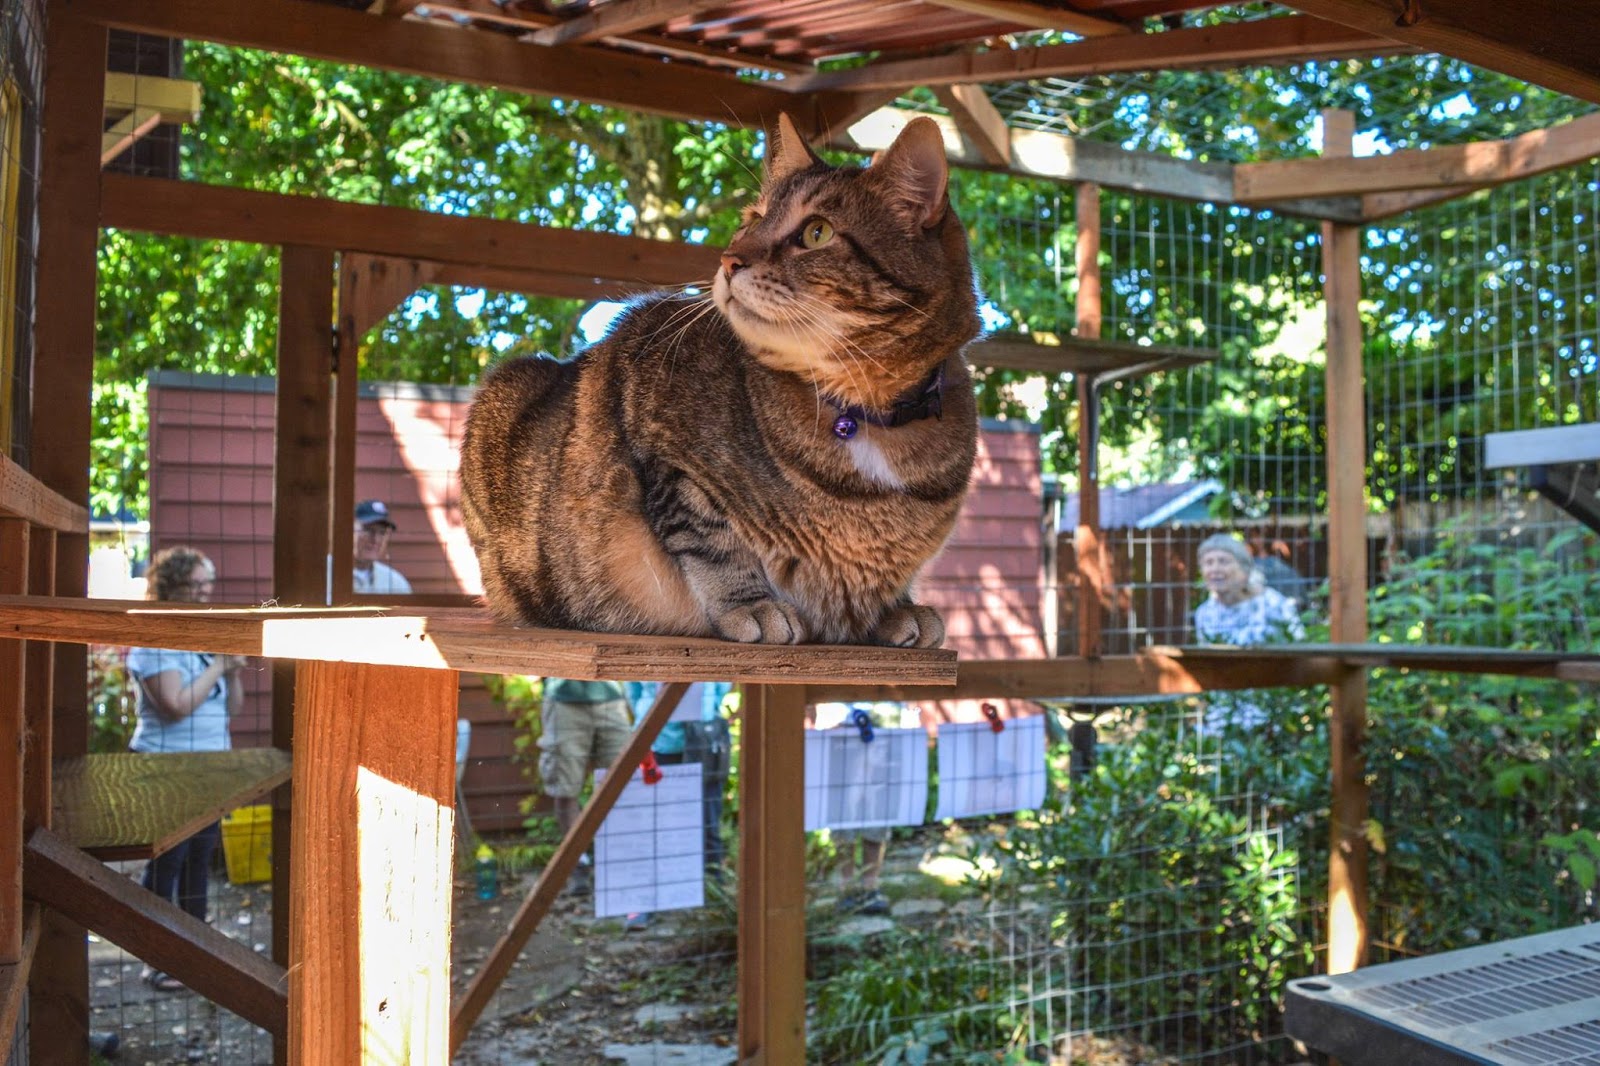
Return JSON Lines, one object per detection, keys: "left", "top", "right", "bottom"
{"left": 539, "top": 678, "right": 633, "bottom": 892}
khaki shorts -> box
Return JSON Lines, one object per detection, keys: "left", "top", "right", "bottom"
{"left": 538, "top": 698, "right": 634, "bottom": 798}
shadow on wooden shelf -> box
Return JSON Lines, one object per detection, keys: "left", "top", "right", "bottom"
{"left": 52, "top": 748, "right": 292, "bottom": 861}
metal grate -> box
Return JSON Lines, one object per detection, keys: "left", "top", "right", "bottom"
{"left": 1288, "top": 924, "right": 1600, "bottom": 1065}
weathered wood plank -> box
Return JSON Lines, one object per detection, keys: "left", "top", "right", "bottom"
{"left": 0, "top": 598, "right": 959, "bottom": 686}
{"left": 0, "top": 904, "right": 39, "bottom": 1056}
{"left": 51, "top": 750, "right": 292, "bottom": 861}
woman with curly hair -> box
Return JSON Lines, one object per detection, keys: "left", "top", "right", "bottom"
{"left": 126, "top": 546, "right": 248, "bottom": 992}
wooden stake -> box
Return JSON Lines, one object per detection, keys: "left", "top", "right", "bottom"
{"left": 1321, "top": 108, "right": 1371, "bottom": 975}
{"left": 0, "top": 519, "right": 26, "bottom": 964}
{"left": 737, "top": 683, "right": 807, "bottom": 1062}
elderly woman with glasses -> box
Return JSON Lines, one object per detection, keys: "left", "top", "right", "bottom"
{"left": 125, "top": 545, "right": 249, "bottom": 992}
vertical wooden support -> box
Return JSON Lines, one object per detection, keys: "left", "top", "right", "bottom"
{"left": 32, "top": 11, "right": 106, "bottom": 1063}
{"left": 288, "top": 661, "right": 458, "bottom": 1065}
{"left": 272, "top": 246, "right": 336, "bottom": 1062}
{"left": 1074, "top": 181, "right": 1105, "bottom": 659}
{"left": 1321, "top": 108, "right": 1371, "bottom": 975}
{"left": 23, "top": 529, "right": 55, "bottom": 830}
{"left": 0, "top": 519, "right": 26, "bottom": 964}
{"left": 737, "top": 683, "right": 807, "bottom": 1063}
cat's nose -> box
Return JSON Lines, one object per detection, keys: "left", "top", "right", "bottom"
{"left": 720, "top": 251, "right": 747, "bottom": 277}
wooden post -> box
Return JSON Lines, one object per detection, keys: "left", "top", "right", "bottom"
{"left": 31, "top": 10, "right": 106, "bottom": 1063}
{"left": 287, "top": 661, "right": 458, "bottom": 1065}
{"left": 1074, "top": 181, "right": 1106, "bottom": 658}
{"left": 737, "top": 683, "right": 807, "bottom": 1063}
{"left": 0, "top": 519, "right": 26, "bottom": 964}
{"left": 272, "top": 246, "right": 335, "bottom": 1062}
{"left": 1321, "top": 108, "right": 1371, "bottom": 975}
{"left": 23, "top": 529, "right": 56, "bottom": 831}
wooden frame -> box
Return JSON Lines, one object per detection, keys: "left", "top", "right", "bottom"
{"left": 12, "top": 0, "right": 1600, "bottom": 1060}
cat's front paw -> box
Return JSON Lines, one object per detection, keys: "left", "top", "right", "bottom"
{"left": 713, "top": 600, "right": 806, "bottom": 644}
{"left": 873, "top": 604, "right": 945, "bottom": 648}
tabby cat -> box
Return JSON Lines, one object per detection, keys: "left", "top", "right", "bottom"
{"left": 460, "top": 114, "right": 979, "bottom": 647}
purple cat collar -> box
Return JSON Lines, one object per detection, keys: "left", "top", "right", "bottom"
{"left": 829, "top": 365, "right": 945, "bottom": 441}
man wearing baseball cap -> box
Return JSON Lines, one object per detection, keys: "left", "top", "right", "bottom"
{"left": 352, "top": 499, "right": 412, "bottom": 595}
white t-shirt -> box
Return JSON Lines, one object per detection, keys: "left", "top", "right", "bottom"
{"left": 354, "top": 560, "right": 413, "bottom": 595}
{"left": 126, "top": 647, "right": 233, "bottom": 753}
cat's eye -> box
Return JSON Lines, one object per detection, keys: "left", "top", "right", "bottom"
{"left": 798, "top": 217, "right": 834, "bottom": 249}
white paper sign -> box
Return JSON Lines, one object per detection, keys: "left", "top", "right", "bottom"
{"left": 933, "top": 714, "right": 1047, "bottom": 821}
{"left": 592, "top": 762, "right": 705, "bottom": 918}
{"left": 804, "top": 726, "right": 929, "bottom": 832}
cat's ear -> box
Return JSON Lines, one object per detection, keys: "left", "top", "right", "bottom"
{"left": 870, "top": 116, "right": 950, "bottom": 229}
{"left": 766, "top": 113, "right": 822, "bottom": 186}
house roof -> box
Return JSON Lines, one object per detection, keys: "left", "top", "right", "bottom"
{"left": 1057, "top": 479, "right": 1220, "bottom": 531}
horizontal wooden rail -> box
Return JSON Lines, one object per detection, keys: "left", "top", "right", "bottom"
{"left": 0, "top": 454, "right": 88, "bottom": 533}
{"left": 0, "top": 597, "right": 957, "bottom": 686}
{"left": 103, "top": 174, "right": 720, "bottom": 290}
{"left": 805, "top": 643, "right": 1600, "bottom": 703}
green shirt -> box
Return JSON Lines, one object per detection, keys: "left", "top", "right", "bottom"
{"left": 545, "top": 678, "right": 626, "bottom": 704}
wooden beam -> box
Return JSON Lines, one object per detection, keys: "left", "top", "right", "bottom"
{"left": 839, "top": 108, "right": 1367, "bottom": 222}
{"left": 1361, "top": 183, "right": 1484, "bottom": 221}
{"left": 74, "top": 0, "right": 796, "bottom": 128}
{"left": 0, "top": 598, "right": 960, "bottom": 687}
{"left": 1280, "top": 0, "right": 1600, "bottom": 107}
{"left": 530, "top": 0, "right": 730, "bottom": 47}
{"left": 0, "top": 520, "right": 24, "bottom": 964}
{"left": 101, "top": 174, "right": 722, "bottom": 289}
{"left": 933, "top": 83, "right": 1010, "bottom": 166}
{"left": 923, "top": 0, "right": 1130, "bottom": 37}
{"left": 450, "top": 683, "right": 688, "bottom": 1052}
{"left": 1237, "top": 110, "right": 1600, "bottom": 202}
{"left": 789, "top": 15, "right": 1406, "bottom": 93}
{"left": 32, "top": 11, "right": 106, "bottom": 1060}
{"left": 24, "top": 825, "right": 288, "bottom": 1034}
{"left": 1074, "top": 182, "right": 1104, "bottom": 660}
{"left": 969, "top": 334, "right": 1214, "bottom": 376}
{"left": 804, "top": 651, "right": 1351, "bottom": 704}
{"left": 288, "top": 661, "right": 458, "bottom": 1062}
{"left": 23, "top": 530, "right": 55, "bottom": 834}
{"left": 737, "top": 683, "right": 807, "bottom": 1063}
{"left": 338, "top": 254, "right": 436, "bottom": 340}
{"left": 0, "top": 454, "right": 88, "bottom": 534}
{"left": 410, "top": 0, "right": 813, "bottom": 76}
{"left": 1320, "top": 108, "right": 1370, "bottom": 977}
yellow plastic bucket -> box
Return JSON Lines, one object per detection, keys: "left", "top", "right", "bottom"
{"left": 221, "top": 805, "right": 272, "bottom": 884}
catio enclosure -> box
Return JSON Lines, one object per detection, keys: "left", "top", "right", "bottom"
{"left": 2, "top": 1, "right": 1600, "bottom": 1064}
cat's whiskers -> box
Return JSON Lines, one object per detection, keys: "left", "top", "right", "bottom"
{"left": 777, "top": 301, "right": 873, "bottom": 409}
{"left": 657, "top": 298, "right": 720, "bottom": 387}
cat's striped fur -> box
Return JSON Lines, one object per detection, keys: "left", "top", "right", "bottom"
{"left": 460, "top": 114, "right": 978, "bottom": 646}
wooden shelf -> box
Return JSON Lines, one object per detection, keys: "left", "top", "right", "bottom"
{"left": 1173, "top": 642, "right": 1600, "bottom": 682}
{"left": 0, "top": 596, "right": 958, "bottom": 686}
{"left": 968, "top": 335, "right": 1215, "bottom": 381}
{"left": 52, "top": 749, "right": 292, "bottom": 861}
